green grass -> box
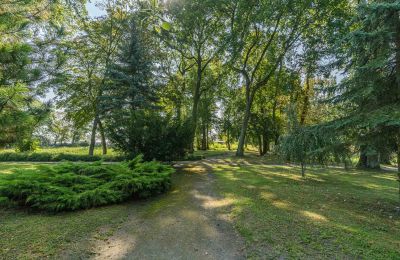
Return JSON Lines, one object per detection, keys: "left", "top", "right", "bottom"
{"left": 0, "top": 162, "right": 129, "bottom": 258}
{"left": 0, "top": 161, "right": 173, "bottom": 258}
{"left": 0, "top": 201, "right": 133, "bottom": 258}
{"left": 1, "top": 153, "right": 399, "bottom": 259}
{"left": 0, "top": 147, "right": 124, "bottom": 162}
{"left": 212, "top": 156, "right": 400, "bottom": 259}
{"left": 0, "top": 146, "right": 117, "bottom": 156}
{"left": 0, "top": 162, "right": 44, "bottom": 174}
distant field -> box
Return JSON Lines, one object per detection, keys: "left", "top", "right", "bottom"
{"left": 0, "top": 146, "right": 238, "bottom": 161}
{"left": 0, "top": 147, "right": 117, "bottom": 156}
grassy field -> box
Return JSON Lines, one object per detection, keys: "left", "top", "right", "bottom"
{"left": 0, "top": 154, "right": 399, "bottom": 259}
{"left": 0, "top": 146, "right": 117, "bottom": 156}
{"left": 212, "top": 156, "right": 400, "bottom": 259}
{"left": 0, "top": 146, "right": 231, "bottom": 160}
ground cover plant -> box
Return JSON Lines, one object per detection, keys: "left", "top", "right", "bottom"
{"left": 0, "top": 156, "right": 173, "bottom": 212}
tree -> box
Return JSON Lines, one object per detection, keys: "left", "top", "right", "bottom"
{"left": 326, "top": 1, "right": 400, "bottom": 171}
{"left": 160, "top": 0, "right": 227, "bottom": 152}
{"left": 227, "top": 0, "right": 311, "bottom": 156}
{"left": 103, "top": 17, "right": 191, "bottom": 161}
{"left": 0, "top": 0, "right": 77, "bottom": 150}
{"left": 54, "top": 1, "right": 130, "bottom": 155}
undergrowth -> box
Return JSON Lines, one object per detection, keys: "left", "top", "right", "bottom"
{"left": 0, "top": 155, "right": 173, "bottom": 212}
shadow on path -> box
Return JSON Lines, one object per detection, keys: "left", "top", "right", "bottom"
{"left": 88, "top": 159, "right": 245, "bottom": 260}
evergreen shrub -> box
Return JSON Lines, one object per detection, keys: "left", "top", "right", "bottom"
{"left": 0, "top": 156, "right": 173, "bottom": 212}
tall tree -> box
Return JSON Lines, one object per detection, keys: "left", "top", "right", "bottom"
{"left": 161, "top": 0, "right": 227, "bottom": 152}
{"left": 54, "top": 0, "right": 129, "bottom": 155}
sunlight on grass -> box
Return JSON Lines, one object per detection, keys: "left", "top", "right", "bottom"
{"left": 213, "top": 157, "right": 400, "bottom": 259}
{"left": 0, "top": 147, "right": 117, "bottom": 156}
{"left": 301, "top": 210, "right": 328, "bottom": 222}
{"left": 0, "top": 163, "right": 41, "bottom": 174}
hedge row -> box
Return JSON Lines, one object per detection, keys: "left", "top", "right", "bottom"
{"left": 0, "top": 152, "right": 125, "bottom": 162}
{"left": 0, "top": 156, "right": 173, "bottom": 212}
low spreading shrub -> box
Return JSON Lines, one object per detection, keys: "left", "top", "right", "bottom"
{"left": 0, "top": 155, "right": 173, "bottom": 212}
{"left": 0, "top": 152, "right": 125, "bottom": 162}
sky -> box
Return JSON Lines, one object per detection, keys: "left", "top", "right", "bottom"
{"left": 86, "top": 1, "right": 106, "bottom": 18}
{"left": 42, "top": 1, "right": 104, "bottom": 102}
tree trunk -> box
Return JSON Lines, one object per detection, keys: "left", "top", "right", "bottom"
{"left": 227, "top": 129, "right": 231, "bottom": 150}
{"left": 262, "top": 135, "right": 269, "bottom": 155}
{"left": 236, "top": 87, "right": 253, "bottom": 156}
{"left": 201, "top": 123, "right": 207, "bottom": 150}
{"left": 301, "top": 162, "right": 306, "bottom": 178}
{"left": 189, "top": 57, "right": 203, "bottom": 153}
{"left": 98, "top": 119, "right": 107, "bottom": 155}
{"left": 258, "top": 135, "right": 263, "bottom": 156}
{"left": 206, "top": 123, "right": 209, "bottom": 150}
{"left": 300, "top": 74, "right": 311, "bottom": 126}
{"left": 89, "top": 115, "right": 99, "bottom": 156}
{"left": 397, "top": 138, "right": 400, "bottom": 209}
{"left": 395, "top": 9, "right": 400, "bottom": 211}
{"left": 357, "top": 145, "right": 380, "bottom": 169}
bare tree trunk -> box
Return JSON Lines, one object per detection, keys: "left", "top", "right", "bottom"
{"left": 98, "top": 119, "right": 107, "bottom": 155}
{"left": 89, "top": 115, "right": 99, "bottom": 156}
{"left": 300, "top": 73, "right": 311, "bottom": 126}
{"left": 189, "top": 55, "right": 203, "bottom": 154}
{"left": 236, "top": 87, "right": 253, "bottom": 157}
{"left": 397, "top": 138, "right": 400, "bottom": 210}
{"left": 201, "top": 123, "right": 207, "bottom": 150}
{"left": 227, "top": 129, "right": 231, "bottom": 150}
{"left": 206, "top": 123, "right": 209, "bottom": 150}
{"left": 301, "top": 162, "right": 306, "bottom": 178}
{"left": 258, "top": 135, "right": 263, "bottom": 156}
{"left": 262, "top": 135, "right": 269, "bottom": 155}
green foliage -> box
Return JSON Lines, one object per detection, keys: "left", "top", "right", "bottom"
{"left": 0, "top": 152, "right": 124, "bottom": 162}
{"left": 325, "top": 0, "right": 400, "bottom": 167}
{"left": 15, "top": 138, "right": 40, "bottom": 152}
{"left": 0, "top": 157, "right": 173, "bottom": 212}
{"left": 102, "top": 18, "right": 192, "bottom": 161}
{"left": 280, "top": 125, "right": 352, "bottom": 175}
{"left": 107, "top": 110, "right": 192, "bottom": 161}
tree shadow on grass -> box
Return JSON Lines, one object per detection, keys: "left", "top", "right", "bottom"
{"left": 211, "top": 160, "right": 400, "bottom": 259}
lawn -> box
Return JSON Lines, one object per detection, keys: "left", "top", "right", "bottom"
{"left": 0, "top": 146, "right": 117, "bottom": 156}
{"left": 0, "top": 146, "right": 231, "bottom": 161}
{"left": 212, "top": 156, "right": 400, "bottom": 259}
{"left": 0, "top": 161, "right": 171, "bottom": 258}
{"left": 0, "top": 156, "right": 399, "bottom": 259}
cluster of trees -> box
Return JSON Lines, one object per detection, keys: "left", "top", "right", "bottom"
{"left": 1, "top": 0, "right": 399, "bottom": 174}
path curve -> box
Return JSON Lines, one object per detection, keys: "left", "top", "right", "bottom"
{"left": 89, "top": 159, "right": 245, "bottom": 260}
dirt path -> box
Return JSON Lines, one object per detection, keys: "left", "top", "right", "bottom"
{"left": 86, "top": 160, "right": 245, "bottom": 260}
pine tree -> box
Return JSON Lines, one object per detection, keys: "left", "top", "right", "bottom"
{"left": 329, "top": 1, "right": 400, "bottom": 169}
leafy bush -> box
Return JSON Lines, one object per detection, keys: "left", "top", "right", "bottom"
{"left": 0, "top": 156, "right": 173, "bottom": 212}
{"left": 16, "top": 138, "right": 40, "bottom": 152}
{"left": 0, "top": 152, "right": 125, "bottom": 162}
{"left": 106, "top": 111, "right": 192, "bottom": 161}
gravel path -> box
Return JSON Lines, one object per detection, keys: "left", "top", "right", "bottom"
{"left": 89, "top": 160, "right": 245, "bottom": 260}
